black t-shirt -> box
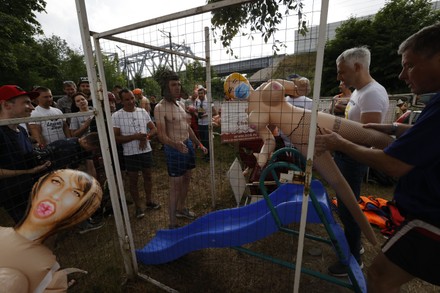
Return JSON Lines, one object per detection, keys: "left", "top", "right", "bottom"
{"left": 46, "top": 137, "right": 92, "bottom": 170}
{"left": 0, "top": 125, "right": 36, "bottom": 221}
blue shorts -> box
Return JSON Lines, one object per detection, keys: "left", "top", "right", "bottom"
{"left": 164, "top": 140, "right": 195, "bottom": 177}
{"left": 383, "top": 218, "right": 440, "bottom": 285}
{"left": 124, "top": 152, "right": 153, "bottom": 172}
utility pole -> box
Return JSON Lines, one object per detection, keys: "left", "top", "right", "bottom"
{"left": 159, "top": 29, "right": 174, "bottom": 71}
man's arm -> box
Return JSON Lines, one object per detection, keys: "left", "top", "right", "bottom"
{"left": 0, "top": 162, "right": 51, "bottom": 179}
{"left": 364, "top": 123, "right": 412, "bottom": 138}
{"left": 28, "top": 123, "right": 46, "bottom": 146}
{"left": 188, "top": 123, "right": 208, "bottom": 154}
{"left": 113, "top": 127, "right": 145, "bottom": 144}
{"left": 146, "top": 121, "right": 157, "bottom": 139}
{"left": 63, "top": 121, "right": 71, "bottom": 138}
{"left": 316, "top": 128, "right": 413, "bottom": 177}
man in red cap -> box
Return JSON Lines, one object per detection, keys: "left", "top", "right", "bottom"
{"left": 0, "top": 85, "right": 51, "bottom": 223}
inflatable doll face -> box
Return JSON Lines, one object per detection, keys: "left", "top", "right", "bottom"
{"left": 224, "top": 72, "right": 251, "bottom": 100}
{"left": 30, "top": 170, "right": 90, "bottom": 224}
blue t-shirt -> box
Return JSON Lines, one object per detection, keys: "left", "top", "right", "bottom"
{"left": 384, "top": 92, "right": 440, "bottom": 224}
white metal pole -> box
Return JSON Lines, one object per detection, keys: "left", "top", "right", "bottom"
{"left": 205, "top": 26, "right": 216, "bottom": 208}
{"left": 74, "top": 0, "right": 136, "bottom": 278}
{"left": 293, "top": 0, "right": 330, "bottom": 292}
{"left": 93, "top": 35, "right": 140, "bottom": 277}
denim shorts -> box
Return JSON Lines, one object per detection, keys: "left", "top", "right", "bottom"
{"left": 164, "top": 140, "right": 195, "bottom": 177}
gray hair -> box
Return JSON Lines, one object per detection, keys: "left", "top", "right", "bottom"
{"left": 336, "top": 47, "right": 371, "bottom": 72}
{"left": 398, "top": 22, "right": 440, "bottom": 58}
{"left": 294, "top": 77, "right": 311, "bottom": 96}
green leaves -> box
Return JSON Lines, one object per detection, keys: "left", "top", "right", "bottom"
{"left": 209, "top": 0, "right": 305, "bottom": 56}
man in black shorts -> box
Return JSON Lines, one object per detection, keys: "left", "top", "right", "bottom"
{"left": 112, "top": 89, "right": 160, "bottom": 219}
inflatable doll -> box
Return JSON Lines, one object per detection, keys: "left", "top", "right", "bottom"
{"left": 224, "top": 73, "right": 395, "bottom": 245}
{"left": 0, "top": 169, "right": 102, "bottom": 292}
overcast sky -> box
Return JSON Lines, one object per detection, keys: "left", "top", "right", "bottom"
{"left": 36, "top": 0, "right": 387, "bottom": 51}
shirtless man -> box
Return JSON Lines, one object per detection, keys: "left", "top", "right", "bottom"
{"left": 154, "top": 71, "right": 207, "bottom": 229}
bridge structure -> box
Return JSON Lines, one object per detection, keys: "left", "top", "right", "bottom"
{"left": 118, "top": 44, "right": 283, "bottom": 80}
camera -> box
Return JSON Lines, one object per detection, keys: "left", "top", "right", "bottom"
{"left": 30, "top": 147, "right": 53, "bottom": 166}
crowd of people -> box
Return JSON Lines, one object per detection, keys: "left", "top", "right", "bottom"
{"left": 0, "top": 72, "right": 214, "bottom": 233}
{"left": 0, "top": 23, "right": 439, "bottom": 292}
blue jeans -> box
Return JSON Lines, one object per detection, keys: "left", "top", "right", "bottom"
{"left": 334, "top": 152, "right": 367, "bottom": 262}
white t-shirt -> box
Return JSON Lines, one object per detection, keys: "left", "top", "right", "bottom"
{"left": 286, "top": 96, "right": 313, "bottom": 110}
{"left": 30, "top": 106, "right": 66, "bottom": 144}
{"left": 112, "top": 108, "right": 152, "bottom": 156}
{"left": 70, "top": 108, "right": 94, "bottom": 135}
{"left": 345, "top": 81, "right": 389, "bottom": 122}
{"left": 195, "top": 98, "right": 213, "bottom": 125}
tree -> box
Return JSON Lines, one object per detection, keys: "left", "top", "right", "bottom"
{"left": 0, "top": 0, "right": 46, "bottom": 85}
{"left": 209, "top": 0, "right": 306, "bottom": 56}
{"left": 143, "top": 77, "right": 161, "bottom": 98}
{"left": 321, "top": 0, "right": 440, "bottom": 95}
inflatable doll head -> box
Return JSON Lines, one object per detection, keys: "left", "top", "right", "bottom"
{"left": 17, "top": 169, "right": 102, "bottom": 240}
{"left": 224, "top": 72, "right": 252, "bottom": 100}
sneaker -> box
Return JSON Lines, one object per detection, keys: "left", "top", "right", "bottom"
{"left": 146, "top": 202, "right": 161, "bottom": 210}
{"left": 328, "top": 261, "right": 364, "bottom": 277}
{"left": 176, "top": 208, "right": 196, "bottom": 220}
{"left": 78, "top": 220, "right": 104, "bottom": 235}
{"left": 136, "top": 208, "right": 145, "bottom": 219}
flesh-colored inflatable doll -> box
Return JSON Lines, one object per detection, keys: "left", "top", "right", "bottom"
{"left": 224, "top": 73, "right": 395, "bottom": 245}
{"left": 0, "top": 169, "right": 102, "bottom": 292}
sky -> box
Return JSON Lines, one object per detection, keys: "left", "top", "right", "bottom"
{"left": 36, "top": 0, "right": 387, "bottom": 51}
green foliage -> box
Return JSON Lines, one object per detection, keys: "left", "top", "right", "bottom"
{"left": 143, "top": 77, "right": 161, "bottom": 97}
{"left": 211, "top": 77, "right": 225, "bottom": 100}
{"left": 209, "top": 0, "right": 306, "bottom": 56}
{"left": 0, "top": 0, "right": 47, "bottom": 87}
{"left": 321, "top": 0, "right": 440, "bottom": 95}
{"left": 102, "top": 54, "right": 125, "bottom": 91}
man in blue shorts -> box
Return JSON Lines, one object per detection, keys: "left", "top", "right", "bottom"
{"left": 112, "top": 89, "right": 160, "bottom": 219}
{"left": 316, "top": 23, "right": 440, "bottom": 291}
{"left": 154, "top": 71, "right": 207, "bottom": 229}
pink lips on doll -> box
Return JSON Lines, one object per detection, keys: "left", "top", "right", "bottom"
{"left": 36, "top": 201, "right": 55, "bottom": 218}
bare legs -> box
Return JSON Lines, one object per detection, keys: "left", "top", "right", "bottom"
{"left": 128, "top": 171, "right": 145, "bottom": 211}
{"left": 141, "top": 168, "right": 153, "bottom": 203}
{"left": 169, "top": 170, "right": 191, "bottom": 226}
{"left": 367, "top": 251, "right": 414, "bottom": 292}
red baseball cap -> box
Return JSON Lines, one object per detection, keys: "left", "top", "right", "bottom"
{"left": 0, "top": 85, "right": 39, "bottom": 102}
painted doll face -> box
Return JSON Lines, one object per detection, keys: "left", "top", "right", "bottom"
{"left": 224, "top": 72, "right": 251, "bottom": 101}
